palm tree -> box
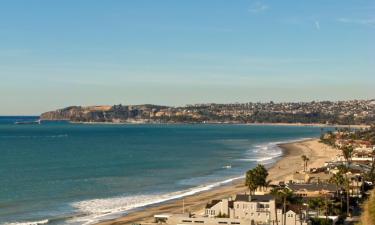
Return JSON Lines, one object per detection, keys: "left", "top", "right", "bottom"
{"left": 279, "top": 188, "right": 293, "bottom": 225}
{"left": 245, "top": 170, "right": 258, "bottom": 195}
{"left": 301, "top": 155, "right": 310, "bottom": 172}
{"left": 305, "top": 157, "right": 310, "bottom": 172}
{"left": 308, "top": 197, "right": 325, "bottom": 216}
{"left": 341, "top": 145, "right": 353, "bottom": 166}
{"left": 246, "top": 164, "right": 269, "bottom": 195}
{"left": 329, "top": 172, "right": 345, "bottom": 212}
{"left": 270, "top": 187, "right": 280, "bottom": 225}
{"left": 341, "top": 145, "right": 353, "bottom": 217}
{"left": 255, "top": 164, "right": 269, "bottom": 189}
{"left": 301, "top": 155, "right": 308, "bottom": 172}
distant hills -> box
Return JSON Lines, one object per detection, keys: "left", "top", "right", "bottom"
{"left": 40, "top": 100, "right": 375, "bottom": 125}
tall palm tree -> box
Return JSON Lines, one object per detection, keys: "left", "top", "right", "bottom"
{"left": 329, "top": 171, "right": 345, "bottom": 212}
{"left": 341, "top": 145, "right": 353, "bottom": 217}
{"left": 270, "top": 187, "right": 280, "bottom": 225}
{"left": 301, "top": 155, "right": 308, "bottom": 172}
{"left": 245, "top": 170, "right": 257, "bottom": 195}
{"left": 305, "top": 157, "right": 310, "bottom": 172}
{"left": 279, "top": 188, "right": 293, "bottom": 225}
{"left": 255, "top": 164, "right": 269, "bottom": 189}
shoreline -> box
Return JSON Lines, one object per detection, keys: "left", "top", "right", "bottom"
{"left": 65, "top": 121, "right": 369, "bottom": 129}
{"left": 94, "top": 138, "right": 340, "bottom": 225}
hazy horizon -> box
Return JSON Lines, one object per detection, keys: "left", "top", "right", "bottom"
{"left": 1, "top": 0, "right": 374, "bottom": 115}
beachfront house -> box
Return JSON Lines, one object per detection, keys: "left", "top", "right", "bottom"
{"left": 231, "top": 194, "right": 275, "bottom": 223}
{"left": 205, "top": 194, "right": 276, "bottom": 223}
{"left": 205, "top": 199, "right": 233, "bottom": 218}
{"left": 157, "top": 194, "right": 310, "bottom": 225}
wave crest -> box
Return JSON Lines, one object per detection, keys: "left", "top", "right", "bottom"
{"left": 4, "top": 219, "right": 49, "bottom": 225}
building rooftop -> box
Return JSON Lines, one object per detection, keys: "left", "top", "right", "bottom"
{"left": 234, "top": 194, "right": 274, "bottom": 202}
{"left": 206, "top": 200, "right": 221, "bottom": 208}
{"left": 287, "top": 183, "right": 337, "bottom": 192}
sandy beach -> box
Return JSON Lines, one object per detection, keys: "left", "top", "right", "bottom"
{"left": 96, "top": 138, "right": 340, "bottom": 225}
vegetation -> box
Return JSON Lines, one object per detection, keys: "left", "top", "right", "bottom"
{"left": 216, "top": 212, "right": 229, "bottom": 218}
{"left": 320, "top": 126, "right": 375, "bottom": 220}
{"left": 310, "top": 217, "right": 333, "bottom": 225}
{"left": 245, "top": 164, "right": 269, "bottom": 195}
{"left": 358, "top": 189, "right": 375, "bottom": 225}
{"left": 301, "top": 155, "right": 310, "bottom": 172}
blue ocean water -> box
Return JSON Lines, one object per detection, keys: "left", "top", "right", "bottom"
{"left": 0, "top": 117, "right": 327, "bottom": 224}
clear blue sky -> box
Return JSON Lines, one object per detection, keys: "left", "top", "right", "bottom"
{"left": 0, "top": 0, "right": 374, "bottom": 115}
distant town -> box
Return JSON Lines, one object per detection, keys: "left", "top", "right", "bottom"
{"left": 41, "top": 99, "right": 375, "bottom": 125}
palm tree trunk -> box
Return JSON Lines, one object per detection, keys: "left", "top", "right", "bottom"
{"left": 275, "top": 207, "right": 279, "bottom": 225}
{"left": 346, "top": 175, "right": 350, "bottom": 217}
{"left": 283, "top": 197, "right": 286, "bottom": 225}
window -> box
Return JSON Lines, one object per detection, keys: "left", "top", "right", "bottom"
{"left": 194, "top": 221, "right": 204, "bottom": 223}
{"left": 218, "top": 222, "right": 227, "bottom": 224}
{"left": 182, "top": 220, "right": 192, "bottom": 223}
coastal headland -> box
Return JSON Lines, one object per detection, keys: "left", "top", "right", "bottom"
{"left": 95, "top": 139, "right": 340, "bottom": 225}
{"left": 40, "top": 100, "right": 375, "bottom": 125}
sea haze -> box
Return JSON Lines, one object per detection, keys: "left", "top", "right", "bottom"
{"left": 0, "top": 117, "right": 327, "bottom": 224}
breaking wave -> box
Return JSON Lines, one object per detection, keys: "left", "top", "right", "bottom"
{"left": 69, "top": 176, "right": 242, "bottom": 224}
{"left": 4, "top": 219, "right": 49, "bottom": 225}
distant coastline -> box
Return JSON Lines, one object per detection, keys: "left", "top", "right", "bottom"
{"left": 67, "top": 120, "right": 370, "bottom": 129}
{"left": 40, "top": 100, "right": 375, "bottom": 126}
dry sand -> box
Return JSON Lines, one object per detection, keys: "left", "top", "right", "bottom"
{"left": 96, "top": 139, "right": 340, "bottom": 225}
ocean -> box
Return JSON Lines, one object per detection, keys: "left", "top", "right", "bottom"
{"left": 0, "top": 117, "right": 327, "bottom": 224}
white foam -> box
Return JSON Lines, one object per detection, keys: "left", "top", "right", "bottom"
{"left": 3, "top": 219, "right": 49, "bottom": 225}
{"left": 240, "top": 137, "right": 311, "bottom": 164}
{"left": 70, "top": 176, "right": 243, "bottom": 224}
{"left": 241, "top": 156, "right": 275, "bottom": 162}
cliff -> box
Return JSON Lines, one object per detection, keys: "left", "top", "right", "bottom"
{"left": 40, "top": 105, "right": 169, "bottom": 123}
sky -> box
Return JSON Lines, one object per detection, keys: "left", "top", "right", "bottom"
{"left": 0, "top": 0, "right": 374, "bottom": 115}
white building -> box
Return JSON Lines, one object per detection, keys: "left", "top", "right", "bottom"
{"left": 156, "top": 194, "right": 308, "bottom": 225}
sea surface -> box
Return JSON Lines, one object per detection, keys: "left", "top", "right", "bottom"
{"left": 0, "top": 117, "right": 328, "bottom": 224}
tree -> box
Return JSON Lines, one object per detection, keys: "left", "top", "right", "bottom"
{"left": 301, "top": 155, "right": 310, "bottom": 172}
{"left": 245, "top": 164, "right": 269, "bottom": 194}
{"left": 329, "top": 172, "right": 345, "bottom": 212}
{"left": 305, "top": 157, "right": 310, "bottom": 172}
{"left": 308, "top": 197, "right": 325, "bottom": 216}
{"left": 245, "top": 170, "right": 258, "bottom": 195}
{"left": 270, "top": 187, "right": 280, "bottom": 225}
{"left": 340, "top": 145, "right": 353, "bottom": 217}
{"left": 301, "top": 155, "right": 307, "bottom": 172}
{"left": 366, "top": 147, "right": 375, "bottom": 184}
{"left": 279, "top": 188, "right": 293, "bottom": 225}
{"left": 341, "top": 145, "right": 353, "bottom": 165}
{"left": 254, "top": 164, "right": 269, "bottom": 190}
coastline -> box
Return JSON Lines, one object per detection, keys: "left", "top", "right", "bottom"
{"left": 67, "top": 121, "right": 369, "bottom": 129}
{"left": 94, "top": 138, "right": 340, "bottom": 225}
